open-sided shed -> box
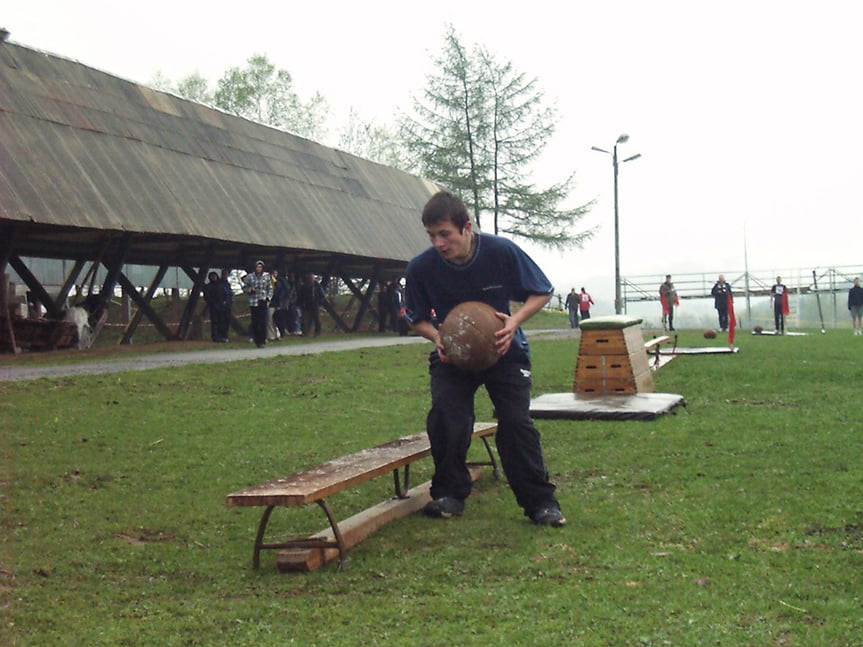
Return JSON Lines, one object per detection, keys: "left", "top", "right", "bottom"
{"left": 0, "top": 37, "right": 438, "bottom": 345}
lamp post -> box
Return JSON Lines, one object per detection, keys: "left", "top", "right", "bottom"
{"left": 592, "top": 134, "right": 641, "bottom": 315}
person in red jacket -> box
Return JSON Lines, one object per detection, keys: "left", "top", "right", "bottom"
{"left": 659, "top": 275, "right": 679, "bottom": 331}
{"left": 578, "top": 287, "right": 594, "bottom": 320}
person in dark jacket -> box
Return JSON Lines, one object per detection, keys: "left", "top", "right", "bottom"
{"left": 564, "top": 288, "right": 579, "bottom": 328}
{"left": 202, "top": 271, "right": 231, "bottom": 342}
{"left": 710, "top": 275, "right": 733, "bottom": 332}
{"left": 270, "top": 268, "right": 294, "bottom": 339}
{"left": 404, "top": 190, "right": 565, "bottom": 527}
{"left": 299, "top": 273, "right": 324, "bottom": 337}
{"left": 848, "top": 277, "right": 863, "bottom": 336}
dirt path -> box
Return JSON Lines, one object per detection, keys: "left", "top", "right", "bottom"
{"left": 0, "top": 329, "right": 577, "bottom": 382}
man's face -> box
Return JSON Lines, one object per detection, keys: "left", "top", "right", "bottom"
{"left": 425, "top": 219, "right": 472, "bottom": 263}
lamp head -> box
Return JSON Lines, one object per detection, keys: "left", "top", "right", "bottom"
{"left": 616, "top": 134, "right": 630, "bottom": 144}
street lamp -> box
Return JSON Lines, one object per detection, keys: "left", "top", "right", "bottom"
{"left": 592, "top": 134, "right": 641, "bottom": 315}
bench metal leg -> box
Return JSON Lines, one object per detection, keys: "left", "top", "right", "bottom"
{"left": 479, "top": 435, "right": 501, "bottom": 479}
{"left": 467, "top": 436, "right": 500, "bottom": 479}
{"left": 649, "top": 345, "right": 661, "bottom": 370}
{"left": 250, "top": 501, "right": 349, "bottom": 571}
{"left": 316, "top": 499, "right": 349, "bottom": 569}
{"left": 392, "top": 465, "right": 411, "bottom": 499}
{"left": 253, "top": 505, "right": 276, "bottom": 570}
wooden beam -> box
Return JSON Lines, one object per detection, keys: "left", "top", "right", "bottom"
{"left": 116, "top": 268, "right": 175, "bottom": 342}
{"left": 54, "top": 259, "right": 86, "bottom": 311}
{"left": 276, "top": 467, "right": 483, "bottom": 573}
{"left": 178, "top": 262, "right": 209, "bottom": 340}
{"left": 7, "top": 255, "right": 63, "bottom": 319}
{"left": 0, "top": 272, "right": 21, "bottom": 354}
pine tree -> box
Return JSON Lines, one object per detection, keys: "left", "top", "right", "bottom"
{"left": 400, "top": 26, "right": 593, "bottom": 249}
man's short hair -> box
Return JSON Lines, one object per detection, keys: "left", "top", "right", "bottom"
{"left": 422, "top": 190, "right": 470, "bottom": 230}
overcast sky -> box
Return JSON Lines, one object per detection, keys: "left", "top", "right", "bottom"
{"left": 5, "top": 1, "right": 862, "bottom": 309}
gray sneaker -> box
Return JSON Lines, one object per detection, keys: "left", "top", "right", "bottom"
{"left": 531, "top": 507, "right": 566, "bottom": 527}
{"left": 423, "top": 497, "right": 465, "bottom": 518}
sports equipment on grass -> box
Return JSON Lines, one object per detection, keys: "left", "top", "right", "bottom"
{"left": 438, "top": 301, "right": 503, "bottom": 371}
{"left": 754, "top": 325, "right": 764, "bottom": 334}
{"left": 703, "top": 329, "right": 717, "bottom": 339}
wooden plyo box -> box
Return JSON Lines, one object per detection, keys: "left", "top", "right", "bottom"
{"left": 573, "top": 317, "right": 654, "bottom": 395}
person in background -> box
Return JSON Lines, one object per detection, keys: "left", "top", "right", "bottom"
{"left": 771, "top": 276, "right": 789, "bottom": 334}
{"left": 287, "top": 270, "right": 302, "bottom": 335}
{"left": 220, "top": 268, "right": 235, "bottom": 340}
{"left": 848, "top": 277, "right": 863, "bottom": 335}
{"left": 388, "top": 279, "right": 403, "bottom": 333}
{"left": 396, "top": 278, "right": 410, "bottom": 337}
{"left": 404, "top": 190, "right": 565, "bottom": 528}
{"left": 202, "top": 271, "right": 230, "bottom": 342}
{"left": 564, "top": 288, "right": 579, "bottom": 328}
{"left": 243, "top": 260, "right": 272, "bottom": 348}
{"left": 710, "top": 274, "right": 733, "bottom": 332}
{"left": 578, "top": 287, "right": 594, "bottom": 321}
{"left": 659, "top": 274, "right": 679, "bottom": 331}
{"left": 299, "top": 272, "right": 324, "bottom": 337}
{"left": 266, "top": 269, "right": 280, "bottom": 341}
{"left": 270, "top": 268, "right": 294, "bottom": 339}
{"left": 377, "top": 282, "right": 389, "bottom": 332}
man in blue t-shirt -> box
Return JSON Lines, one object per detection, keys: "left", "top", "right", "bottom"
{"left": 404, "top": 190, "right": 565, "bottom": 527}
{"left": 771, "top": 276, "right": 789, "bottom": 334}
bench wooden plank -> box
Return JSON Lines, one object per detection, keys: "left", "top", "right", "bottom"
{"left": 644, "top": 335, "right": 670, "bottom": 350}
{"left": 226, "top": 422, "right": 497, "bottom": 508}
{"left": 276, "top": 468, "right": 483, "bottom": 572}
{"left": 226, "top": 434, "right": 429, "bottom": 507}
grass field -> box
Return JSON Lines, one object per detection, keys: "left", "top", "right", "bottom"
{"left": 1, "top": 325, "right": 862, "bottom": 646}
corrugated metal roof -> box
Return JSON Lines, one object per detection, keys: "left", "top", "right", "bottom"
{"left": 0, "top": 41, "right": 439, "bottom": 277}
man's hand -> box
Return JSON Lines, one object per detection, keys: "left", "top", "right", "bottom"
{"left": 493, "top": 312, "right": 516, "bottom": 356}
{"left": 492, "top": 293, "right": 552, "bottom": 356}
{"left": 436, "top": 337, "right": 452, "bottom": 363}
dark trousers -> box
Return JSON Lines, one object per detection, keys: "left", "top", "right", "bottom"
{"left": 250, "top": 303, "right": 268, "bottom": 345}
{"left": 210, "top": 308, "right": 230, "bottom": 341}
{"left": 774, "top": 303, "right": 785, "bottom": 332}
{"left": 717, "top": 308, "right": 729, "bottom": 331}
{"left": 273, "top": 308, "right": 289, "bottom": 336}
{"left": 302, "top": 307, "right": 321, "bottom": 337}
{"left": 426, "top": 352, "right": 559, "bottom": 517}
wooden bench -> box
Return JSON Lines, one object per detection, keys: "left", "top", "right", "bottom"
{"left": 644, "top": 334, "right": 672, "bottom": 370}
{"left": 226, "top": 422, "right": 499, "bottom": 571}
